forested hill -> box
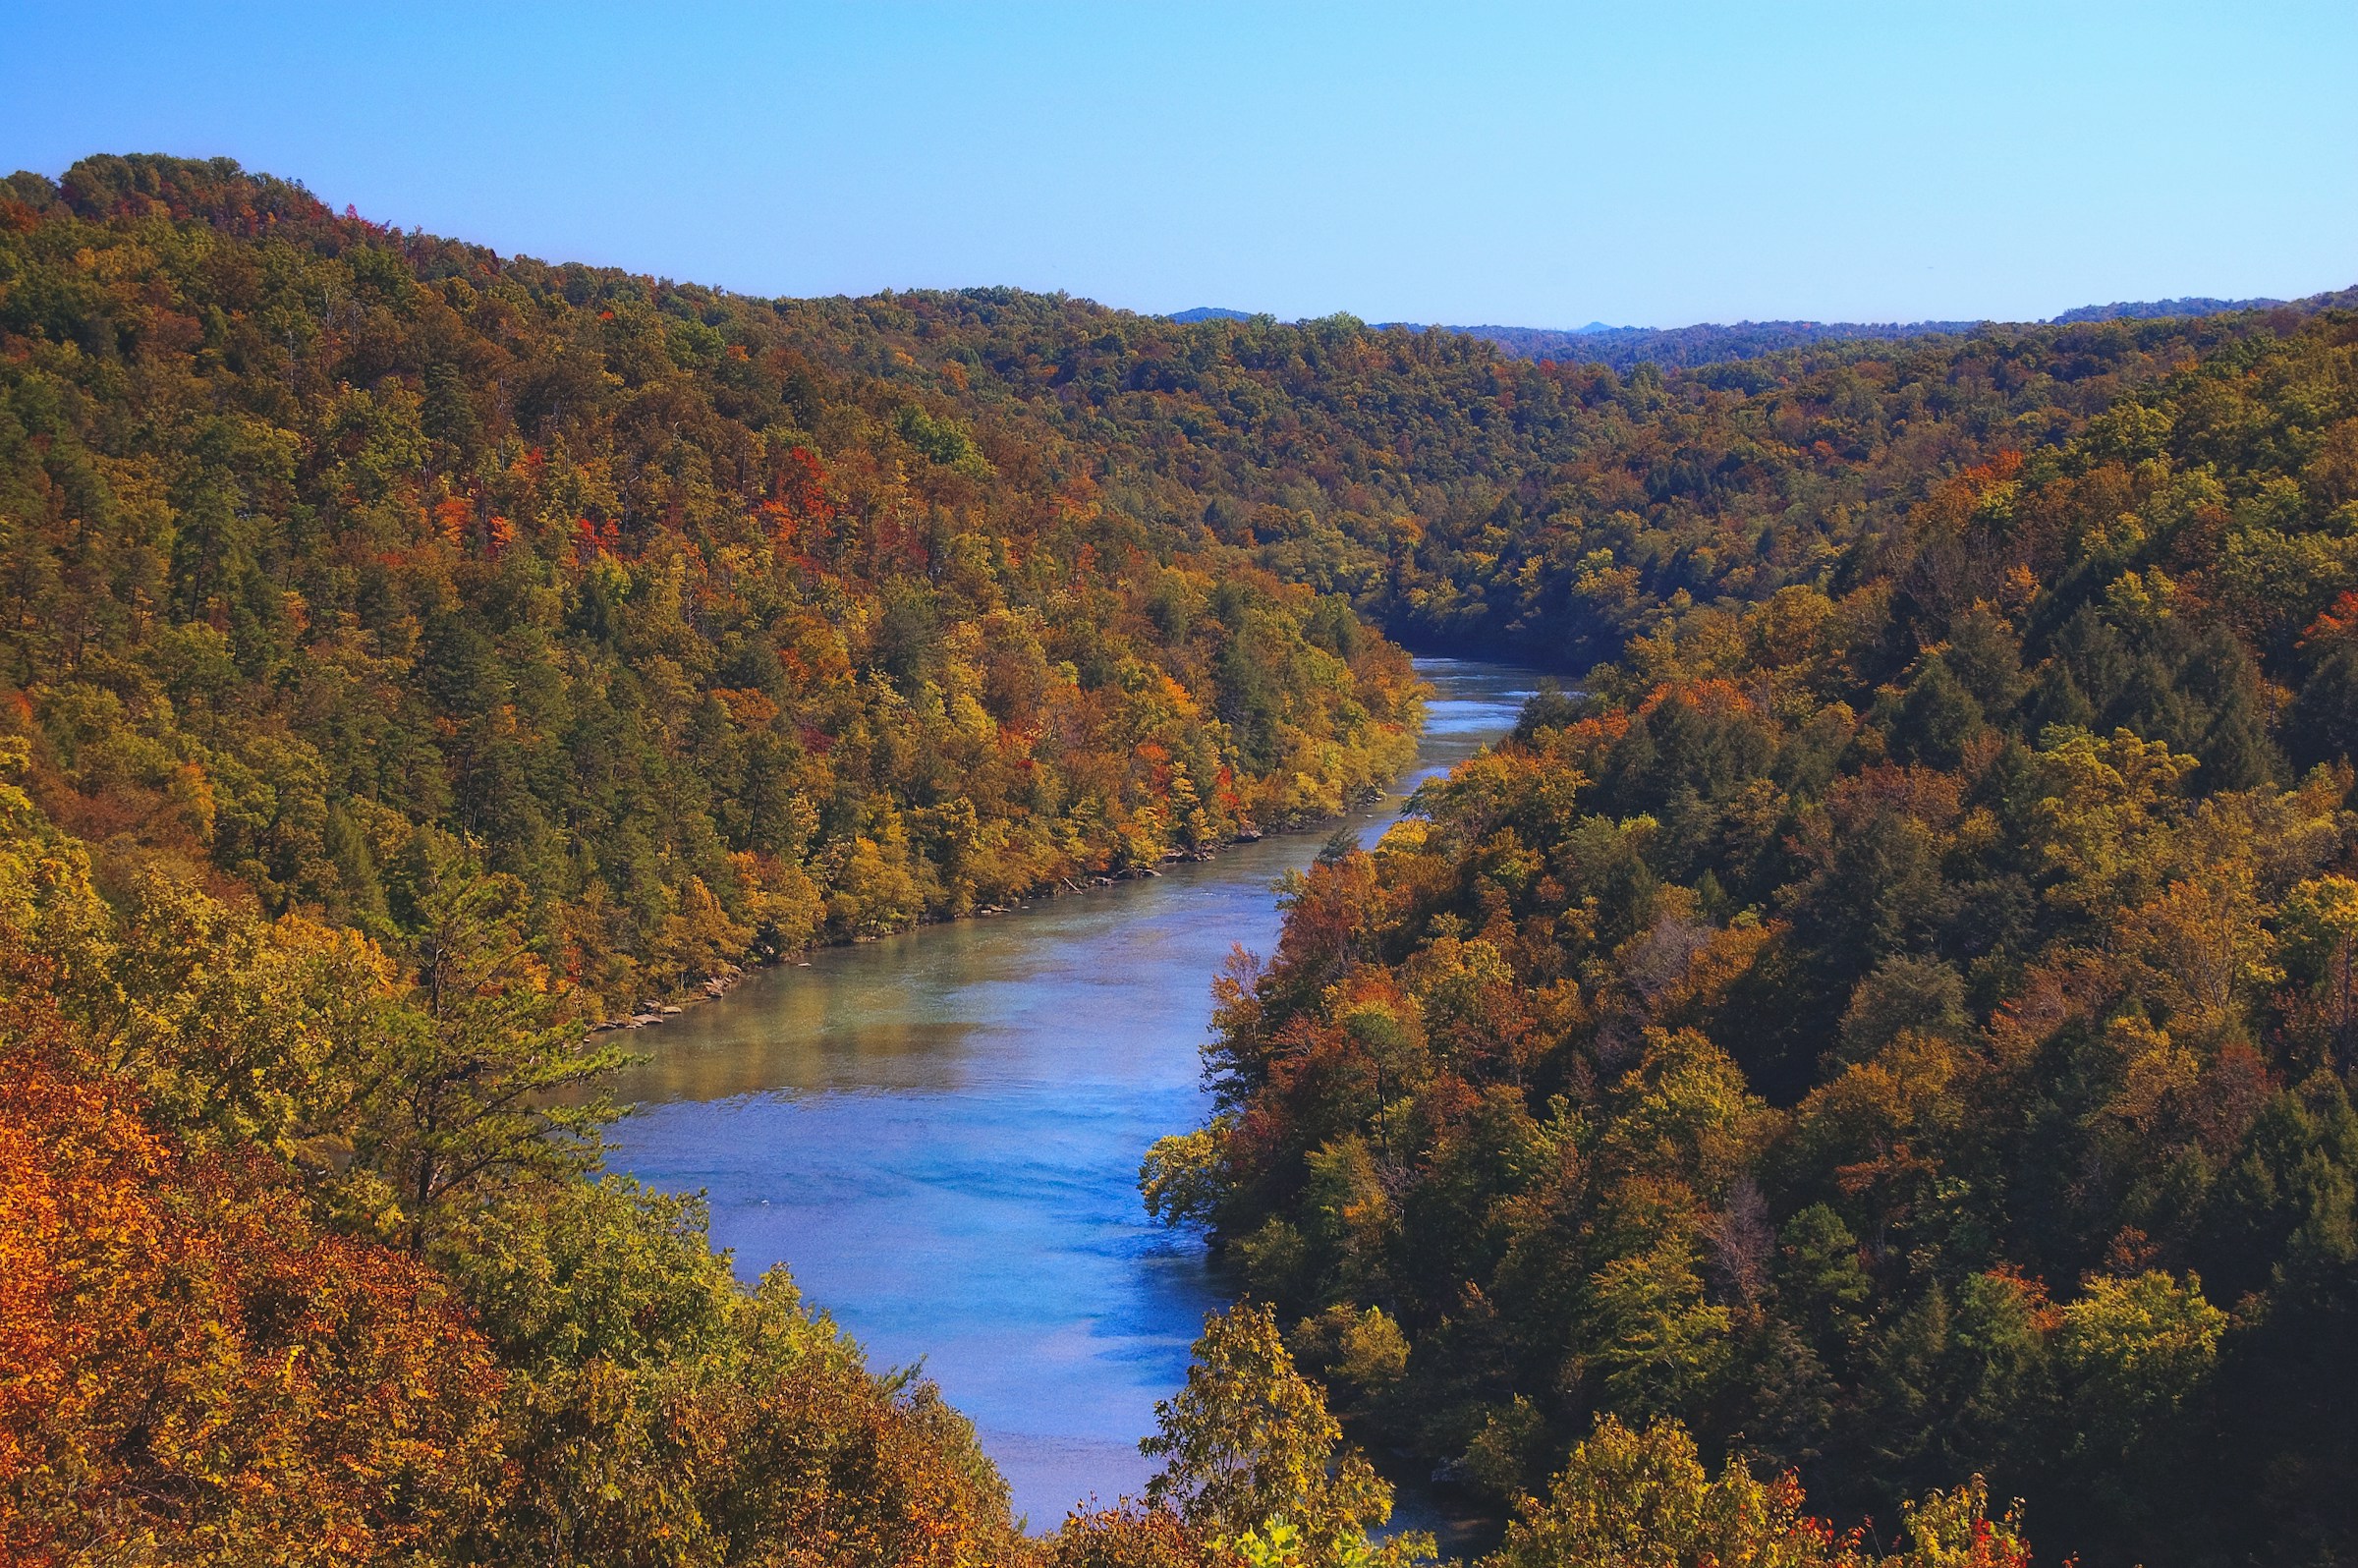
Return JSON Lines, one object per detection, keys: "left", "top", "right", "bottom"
{"left": 34, "top": 150, "right": 2317, "bottom": 1009}
{"left": 1427, "top": 317, "right": 1987, "bottom": 369}
{"left": 1143, "top": 282, "right": 2358, "bottom": 1562}
{"left": 781, "top": 281, "right": 2338, "bottom": 676}
{"left": 0, "top": 153, "right": 1422, "bottom": 1014}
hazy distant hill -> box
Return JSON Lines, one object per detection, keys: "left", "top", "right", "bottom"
{"left": 1448, "top": 316, "right": 1987, "bottom": 369}
{"left": 1439, "top": 292, "right": 2323, "bottom": 370}
{"left": 2049, "top": 293, "right": 2281, "bottom": 322}
{"left": 1169, "top": 287, "right": 2353, "bottom": 371}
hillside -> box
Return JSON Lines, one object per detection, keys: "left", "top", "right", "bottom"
{"left": 0, "top": 155, "right": 1422, "bottom": 1017}
{"left": 1354, "top": 292, "right": 2336, "bottom": 372}
{"left": 1145, "top": 293, "right": 2358, "bottom": 1565}
{"left": 812, "top": 287, "right": 2304, "bottom": 677}
{"left": 1436, "top": 316, "right": 1989, "bottom": 369}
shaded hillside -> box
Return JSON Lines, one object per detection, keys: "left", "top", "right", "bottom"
{"left": 815, "top": 288, "right": 2303, "bottom": 674}
{"left": 1145, "top": 300, "right": 2358, "bottom": 1566}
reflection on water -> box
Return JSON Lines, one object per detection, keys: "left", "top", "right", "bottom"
{"left": 599, "top": 658, "right": 1535, "bottom": 1526}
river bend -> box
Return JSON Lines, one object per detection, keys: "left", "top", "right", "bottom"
{"left": 600, "top": 658, "right": 1535, "bottom": 1524}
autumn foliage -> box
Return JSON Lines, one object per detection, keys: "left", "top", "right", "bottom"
{"left": 1145, "top": 307, "right": 2358, "bottom": 1564}
{"left": 0, "top": 999, "right": 503, "bottom": 1562}
{"left": 12, "top": 150, "right": 2358, "bottom": 1564}
{"left": 0, "top": 743, "right": 1024, "bottom": 1563}
{"left": 0, "top": 154, "right": 1419, "bottom": 1015}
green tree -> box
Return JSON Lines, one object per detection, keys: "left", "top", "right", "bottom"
{"left": 361, "top": 832, "right": 633, "bottom": 1249}
{"left": 1493, "top": 1415, "right": 1842, "bottom": 1568}
{"left": 1496, "top": 1416, "right": 2033, "bottom": 1568}
{"left": 1143, "top": 1303, "right": 1430, "bottom": 1568}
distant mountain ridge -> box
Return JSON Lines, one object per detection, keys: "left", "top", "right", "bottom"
{"left": 1167, "top": 287, "right": 2355, "bottom": 371}
{"left": 1424, "top": 290, "right": 2338, "bottom": 370}
{"left": 1439, "top": 317, "right": 1988, "bottom": 369}
{"left": 2049, "top": 293, "right": 2282, "bottom": 323}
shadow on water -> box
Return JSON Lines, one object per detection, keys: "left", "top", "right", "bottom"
{"left": 598, "top": 658, "right": 1536, "bottom": 1530}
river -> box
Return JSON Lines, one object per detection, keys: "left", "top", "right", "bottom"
{"left": 598, "top": 657, "right": 1536, "bottom": 1529}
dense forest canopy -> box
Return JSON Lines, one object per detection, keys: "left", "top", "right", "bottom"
{"left": 0, "top": 153, "right": 1421, "bottom": 1016}
{"left": 7, "top": 152, "right": 2358, "bottom": 1565}
{"left": 1147, "top": 286, "right": 2358, "bottom": 1565}
{"left": 733, "top": 270, "right": 2352, "bottom": 681}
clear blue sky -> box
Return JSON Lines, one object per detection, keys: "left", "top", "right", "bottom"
{"left": 5, "top": 1, "right": 2353, "bottom": 327}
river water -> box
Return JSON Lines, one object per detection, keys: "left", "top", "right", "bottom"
{"left": 599, "top": 657, "right": 1535, "bottom": 1528}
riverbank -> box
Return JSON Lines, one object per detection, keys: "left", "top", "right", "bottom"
{"left": 589, "top": 785, "right": 1399, "bottom": 1035}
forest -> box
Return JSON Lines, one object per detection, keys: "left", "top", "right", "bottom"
{"left": 1147, "top": 288, "right": 2358, "bottom": 1565}
{"left": 3, "top": 151, "right": 2354, "bottom": 1565}
{"left": 731, "top": 268, "right": 2353, "bottom": 682}
{"left": 0, "top": 154, "right": 1423, "bottom": 1017}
